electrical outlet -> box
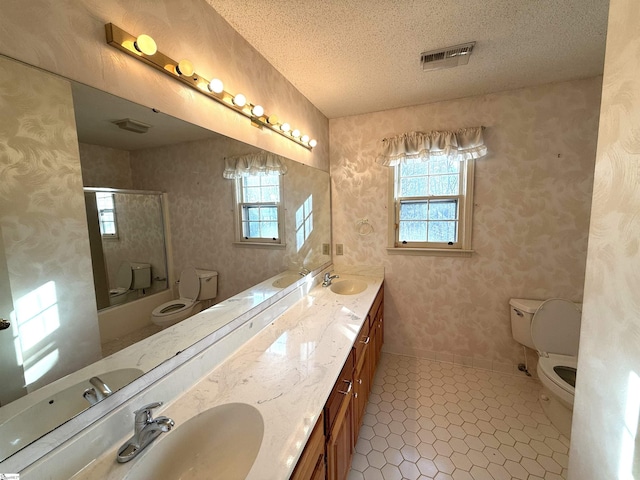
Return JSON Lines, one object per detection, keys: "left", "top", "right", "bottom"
{"left": 322, "top": 243, "right": 330, "bottom": 255}
{"left": 336, "top": 244, "right": 344, "bottom": 255}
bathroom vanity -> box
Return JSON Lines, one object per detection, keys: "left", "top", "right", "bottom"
{"left": 21, "top": 268, "right": 384, "bottom": 480}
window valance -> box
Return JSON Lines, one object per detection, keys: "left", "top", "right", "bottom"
{"left": 223, "top": 152, "right": 288, "bottom": 179}
{"left": 377, "top": 126, "right": 487, "bottom": 166}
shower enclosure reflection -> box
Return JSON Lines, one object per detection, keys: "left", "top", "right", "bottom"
{"left": 83, "top": 189, "right": 168, "bottom": 310}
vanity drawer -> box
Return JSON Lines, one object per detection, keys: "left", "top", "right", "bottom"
{"left": 324, "top": 350, "right": 355, "bottom": 434}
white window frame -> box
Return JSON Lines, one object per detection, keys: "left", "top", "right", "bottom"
{"left": 96, "top": 192, "right": 119, "bottom": 239}
{"left": 233, "top": 174, "right": 285, "bottom": 248}
{"left": 387, "top": 159, "right": 475, "bottom": 257}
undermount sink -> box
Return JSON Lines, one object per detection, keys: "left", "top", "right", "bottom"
{"left": 272, "top": 274, "right": 300, "bottom": 288}
{"left": 330, "top": 279, "right": 368, "bottom": 295}
{"left": 124, "top": 403, "right": 264, "bottom": 480}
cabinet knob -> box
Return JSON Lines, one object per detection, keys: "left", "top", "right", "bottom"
{"left": 357, "top": 378, "right": 362, "bottom": 385}
{"left": 354, "top": 392, "right": 358, "bottom": 399}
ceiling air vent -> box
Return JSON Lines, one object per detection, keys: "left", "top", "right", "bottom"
{"left": 421, "top": 42, "right": 476, "bottom": 72}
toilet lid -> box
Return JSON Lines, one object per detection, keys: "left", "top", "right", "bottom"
{"left": 531, "top": 299, "right": 581, "bottom": 356}
{"left": 115, "top": 262, "right": 132, "bottom": 289}
{"left": 178, "top": 267, "right": 200, "bottom": 300}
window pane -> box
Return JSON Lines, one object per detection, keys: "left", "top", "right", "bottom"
{"left": 262, "top": 222, "right": 278, "bottom": 238}
{"left": 400, "top": 176, "right": 428, "bottom": 197}
{"left": 399, "top": 221, "right": 427, "bottom": 242}
{"left": 262, "top": 206, "right": 278, "bottom": 221}
{"left": 262, "top": 186, "right": 279, "bottom": 202}
{"left": 244, "top": 176, "right": 261, "bottom": 187}
{"left": 428, "top": 221, "right": 457, "bottom": 243}
{"left": 244, "top": 187, "right": 260, "bottom": 203}
{"left": 399, "top": 202, "right": 427, "bottom": 221}
{"left": 400, "top": 162, "right": 428, "bottom": 177}
{"left": 102, "top": 222, "right": 116, "bottom": 235}
{"left": 245, "top": 206, "right": 259, "bottom": 221}
{"left": 428, "top": 200, "right": 458, "bottom": 220}
{"left": 429, "top": 174, "right": 459, "bottom": 195}
{"left": 429, "top": 159, "right": 459, "bottom": 175}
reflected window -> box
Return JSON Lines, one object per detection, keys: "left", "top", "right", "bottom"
{"left": 391, "top": 159, "right": 474, "bottom": 250}
{"left": 295, "top": 195, "right": 313, "bottom": 252}
{"left": 236, "top": 174, "right": 283, "bottom": 244}
{"left": 96, "top": 192, "right": 118, "bottom": 238}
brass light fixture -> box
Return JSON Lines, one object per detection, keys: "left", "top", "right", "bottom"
{"left": 105, "top": 23, "right": 316, "bottom": 150}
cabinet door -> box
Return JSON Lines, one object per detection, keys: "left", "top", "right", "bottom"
{"left": 352, "top": 347, "right": 370, "bottom": 447}
{"left": 326, "top": 392, "right": 354, "bottom": 480}
{"left": 291, "top": 412, "right": 325, "bottom": 480}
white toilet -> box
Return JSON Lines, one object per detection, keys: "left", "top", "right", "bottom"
{"left": 109, "top": 262, "right": 151, "bottom": 306}
{"left": 151, "top": 267, "right": 218, "bottom": 328}
{"left": 510, "top": 298, "right": 581, "bottom": 438}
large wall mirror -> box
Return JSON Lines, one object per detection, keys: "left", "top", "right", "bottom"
{"left": 0, "top": 56, "right": 331, "bottom": 461}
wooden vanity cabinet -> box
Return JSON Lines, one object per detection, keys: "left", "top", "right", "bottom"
{"left": 292, "top": 283, "right": 384, "bottom": 480}
{"left": 325, "top": 350, "right": 354, "bottom": 480}
{"left": 290, "top": 412, "right": 326, "bottom": 480}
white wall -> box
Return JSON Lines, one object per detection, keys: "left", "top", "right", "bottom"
{"left": 569, "top": 0, "right": 640, "bottom": 477}
{"left": 330, "top": 77, "right": 602, "bottom": 372}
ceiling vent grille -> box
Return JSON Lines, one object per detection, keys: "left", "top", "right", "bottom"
{"left": 421, "top": 42, "right": 476, "bottom": 72}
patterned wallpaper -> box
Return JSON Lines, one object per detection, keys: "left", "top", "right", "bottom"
{"left": 569, "top": 2, "right": 640, "bottom": 478}
{"left": 330, "top": 77, "right": 602, "bottom": 370}
{"left": 78, "top": 143, "right": 133, "bottom": 189}
{"left": 0, "top": 0, "right": 329, "bottom": 172}
{"left": 0, "top": 57, "right": 102, "bottom": 392}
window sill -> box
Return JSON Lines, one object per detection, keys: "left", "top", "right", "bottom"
{"left": 386, "top": 247, "right": 474, "bottom": 258}
{"left": 233, "top": 242, "right": 286, "bottom": 250}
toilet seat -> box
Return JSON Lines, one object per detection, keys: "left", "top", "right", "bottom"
{"left": 531, "top": 299, "right": 581, "bottom": 408}
{"left": 537, "top": 354, "right": 577, "bottom": 408}
{"left": 151, "top": 267, "right": 201, "bottom": 327}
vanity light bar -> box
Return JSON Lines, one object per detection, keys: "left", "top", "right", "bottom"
{"left": 105, "top": 23, "right": 317, "bottom": 151}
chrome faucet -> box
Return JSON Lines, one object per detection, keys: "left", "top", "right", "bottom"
{"left": 82, "top": 376, "right": 113, "bottom": 405}
{"left": 117, "top": 401, "right": 175, "bottom": 463}
{"left": 322, "top": 272, "right": 339, "bottom": 287}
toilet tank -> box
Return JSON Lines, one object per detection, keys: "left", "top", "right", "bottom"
{"left": 196, "top": 269, "right": 218, "bottom": 300}
{"left": 130, "top": 262, "right": 151, "bottom": 290}
{"left": 509, "top": 298, "right": 543, "bottom": 350}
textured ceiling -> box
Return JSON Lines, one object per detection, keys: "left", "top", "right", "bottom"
{"left": 207, "top": 0, "right": 609, "bottom": 119}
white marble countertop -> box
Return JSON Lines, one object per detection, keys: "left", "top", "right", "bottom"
{"left": 71, "top": 270, "right": 383, "bottom": 480}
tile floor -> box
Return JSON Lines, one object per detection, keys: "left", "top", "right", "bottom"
{"left": 349, "top": 353, "right": 570, "bottom": 480}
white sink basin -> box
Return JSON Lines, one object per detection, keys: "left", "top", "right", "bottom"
{"left": 330, "top": 279, "right": 367, "bottom": 295}
{"left": 272, "top": 274, "right": 300, "bottom": 288}
{"left": 124, "top": 403, "right": 263, "bottom": 480}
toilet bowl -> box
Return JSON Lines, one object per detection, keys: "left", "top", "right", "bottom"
{"left": 151, "top": 267, "right": 218, "bottom": 328}
{"left": 510, "top": 298, "right": 581, "bottom": 438}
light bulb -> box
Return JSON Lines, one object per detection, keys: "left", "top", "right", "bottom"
{"left": 208, "top": 78, "right": 224, "bottom": 94}
{"left": 252, "top": 105, "right": 264, "bottom": 117}
{"left": 134, "top": 34, "right": 157, "bottom": 55}
{"left": 292, "top": 129, "right": 301, "bottom": 138}
{"left": 233, "top": 94, "right": 247, "bottom": 107}
{"left": 301, "top": 134, "right": 310, "bottom": 143}
{"left": 267, "top": 115, "right": 278, "bottom": 125}
{"left": 309, "top": 139, "right": 317, "bottom": 148}
{"left": 280, "top": 123, "right": 291, "bottom": 132}
{"left": 176, "top": 59, "right": 194, "bottom": 76}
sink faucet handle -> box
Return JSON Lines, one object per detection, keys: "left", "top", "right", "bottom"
{"left": 134, "top": 401, "right": 163, "bottom": 425}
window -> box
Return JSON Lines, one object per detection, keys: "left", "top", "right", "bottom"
{"left": 389, "top": 158, "right": 474, "bottom": 255}
{"left": 96, "top": 192, "right": 118, "bottom": 238}
{"left": 236, "top": 174, "right": 283, "bottom": 244}
{"left": 295, "top": 195, "right": 313, "bottom": 252}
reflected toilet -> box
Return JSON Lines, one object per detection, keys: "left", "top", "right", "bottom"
{"left": 109, "top": 262, "right": 151, "bottom": 306}
{"left": 151, "top": 267, "right": 218, "bottom": 328}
